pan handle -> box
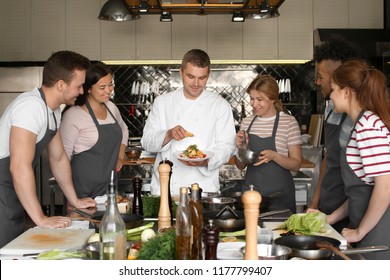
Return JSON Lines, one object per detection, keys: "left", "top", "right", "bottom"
{"left": 258, "top": 209, "right": 290, "bottom": 219}
{"left": 342, "top": 246, "right": 390, "bottom": 255}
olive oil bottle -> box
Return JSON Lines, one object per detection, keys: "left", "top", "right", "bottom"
{"left": 189, "top": 183, "right": 203, "bottom": 260}
{"left": 175, "top": 187, "right": 192, "bottom": 260}
{"left": 99, "top": 170, "right": 126, "bottom": 260}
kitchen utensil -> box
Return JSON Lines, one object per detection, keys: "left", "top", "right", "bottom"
{"left": 229, "top": 190, "right": 283, "bottom": 213}
{"left": 93, "top": 213, "right": 144, "bottom": 230}
{"left": 240, "top": 244, "right": 292, "bottom": 260}
{"left": 203, "top": 206, "right": 244, "bottom": 232}
{"left": 315, "top": 240, "right": 351, "bottom": 260}
{"left": 84, "top": 241, "right": 132, "bottom": 260}
{"left": 71, "top": 217, "right": 101, "bottom": 224}
{"left": 126, "top": 147, "right": 143, "bottom": 160}
{"left": 237, "top": 131, "right": 258, "bottom": 164}
{"left": 274, "top": 235, "right": 390, "bottom": 259}
{"left": 201, "top": 197, "right": 236, "bottom": 212}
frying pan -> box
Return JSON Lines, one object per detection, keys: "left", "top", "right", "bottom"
{"left": 230, "top": 191, "right": 282, "bottom": 213}
{"left": 274, "top": 235, "right": 390, "bottom": 259}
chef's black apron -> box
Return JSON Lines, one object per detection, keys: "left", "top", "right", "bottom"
{"left": 320, "top": 110, "right": 349, "bottom": 232}
{"left": 0, "top": 89, "right": 57, "bottom": 248}
{"left": 70, "top": 101, "right": 121, "bottom": 198}
{"left": 244, "top": 113, "right": 296, "bottom": 213}
{"left": 340, "top": 111, "right": 390, "bottom": 259}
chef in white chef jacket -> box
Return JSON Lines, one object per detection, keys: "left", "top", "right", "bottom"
{"left": 141, "top": 49, "right": 236, "bottom": 195}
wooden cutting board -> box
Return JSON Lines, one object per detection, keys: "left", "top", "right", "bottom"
{"left": 0, "top": 228, "right": 94, "bottom": 255}
{"left": 263, "top": 221, "right": 348, "bottom": 249}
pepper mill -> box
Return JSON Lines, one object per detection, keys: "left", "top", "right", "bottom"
{"left": 160, "top": 159, "right": 174, "bottom": 223}
{"left": 202, "top": 219, "right": 220, "bottom": 260}
{"left": 242, "top": 185, "right": 262, "bottom": 260}
{"left": 132, "top": 177, "right": 143, "bottom": 216}
{"left": 158, "top": 161, "right": 171, "bottom": 230}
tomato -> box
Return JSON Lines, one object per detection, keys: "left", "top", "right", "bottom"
{"left": 131, "top": 241, "right": 142, "bottom": 250}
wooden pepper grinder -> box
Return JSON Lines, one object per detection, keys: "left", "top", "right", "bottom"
{"left": 242, "top": 185, "right": 262, "bottom": 260}
{"left": 158, "top": 160, "right": 171, "bottom": 230}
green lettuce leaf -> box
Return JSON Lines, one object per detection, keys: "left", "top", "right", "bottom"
{"left": 281, "top": 212, "right": 326, "bottom": 235}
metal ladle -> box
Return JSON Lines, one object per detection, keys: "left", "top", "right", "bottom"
{"left": 238, "top": 131, "right": 258, "bottom": 164}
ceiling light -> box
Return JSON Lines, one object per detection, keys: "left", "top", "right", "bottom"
{"left": 260, "top": 0, "right": 269, "bottom": 13}
{"left": 232, "top": 11, "right": 245, "bottom": 22}
{"left": 247, "top": 9, "right": 280, "bottom": 20}
{"left": 139, "top": 0, "right": 149, "bottom": 13}
{"left": 98, "top": 0, "right": 140, "bottom": 21}
{"left": 160, "top": 12, "right": 173, "bottom": 22}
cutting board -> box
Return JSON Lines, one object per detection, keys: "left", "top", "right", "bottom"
{"left": 263, "top": 221, "right": 347, "bottom": 249}
{"left": 0, "top": 228, "right": 94, "bottom": 255}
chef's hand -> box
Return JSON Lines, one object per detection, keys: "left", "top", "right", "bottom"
{"left": 167, "top": 125, "right": 188, "bottom": 141}
{"left": 341, "top": 227, "right": 364, "bottom": 243}
{"left": 235, "top": 130, "right": 247, "bottom": 148}
{"left": 36, "top": 216, "right": 72, "bottom": 229}
{"left": 73, "top": 197, "right": 96, "bottom": 209}
{"left": 254, "top": 150, "right": 277, "bottom": 166}
{"left": 115, "top": 158, "right": 123, "bottom": 172}
{"left": 179, "top": 158, "right": 209, "bottom": 167}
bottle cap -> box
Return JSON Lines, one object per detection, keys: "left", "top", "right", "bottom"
{"left": 180, "top": 187, "right": 188, "bottom": 194}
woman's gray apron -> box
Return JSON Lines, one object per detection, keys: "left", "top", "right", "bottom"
{"left": 0, "top": 89, "right": 57, "bottom": 247}
{"left": 70, "top": 101, "right": 121, "bottom": 198}
{"left": 244, "top": 113, "right": 296, "bottom": 213}
{"left": 320, "top": 110, "right": 349, "bottom": 232}
{"left": 340, "top": 111, "right": 390, "bottom": 259}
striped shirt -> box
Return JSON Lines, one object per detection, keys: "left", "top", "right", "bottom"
{"left": 346, "top": 111, "right": 390, "bottom": 185}
{"left": 240, "top": 112, "right": 302, "bottom": 157}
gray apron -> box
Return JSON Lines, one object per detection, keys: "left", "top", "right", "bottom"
{"left": 70, "top": 100, "right": 122, "bottom": 198}
{"left": 244, "top": 113, "right": 296, "bottom": 213}
{"left": 340, "top": 111, "right": 390, "bottom": 259}
{"left": 320, "top": 110, "right": 349, "bottom": 232}
{"left": 0, "top": 89, "right": 57, "bottom": 247}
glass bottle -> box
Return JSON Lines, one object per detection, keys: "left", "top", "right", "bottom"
{"left": 99, "top": 170, "right": 126, "bottom": 260}
{"left": 202, "top": 219, "right": 220, "bottom": 260}
{"left": 175, "top": 187, "right": 192, "bottom": 260}
{"left": 189, "top": 183, "right": 203, "bottom": 260}
{"left": 132, "top": 176, "right": 143, "bottom": 216}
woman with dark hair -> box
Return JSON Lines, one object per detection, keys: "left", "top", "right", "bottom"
{"left": 235, "top": 75, "right": 302, "bottom": 213}
{"left": 60, "top": 62, "right": 128, "bottom": 198}
{"left": 328, "top": 59, "right": 390, "bottom": 259}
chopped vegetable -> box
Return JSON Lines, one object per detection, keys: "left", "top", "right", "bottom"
{"left": 180, "top": 144, "right": 206, "bottom": 159}
{"left": 280, "top": 212, "right": 327, "bottom": 235}
{"left": 37, "top": 249, "right": 85, "bottom": 260}
{"left": 219, "top": 229, "right": 246, "bottom": 237}
{"left": 137, "top": 228, "right": 176, "bottom": 260}
{"left": 126, "top": 222, "right": 154, "bottom": 241}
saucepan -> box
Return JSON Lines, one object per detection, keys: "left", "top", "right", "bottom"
{"left": 274, "top": 235, "right": 390, "bottom": 260}
{"left": 240, "top": 244, "right": 292, "bottom": 260}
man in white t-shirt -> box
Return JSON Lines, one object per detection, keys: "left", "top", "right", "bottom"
{"left": 0, "top": 50, "right": 96, "bottom": 248}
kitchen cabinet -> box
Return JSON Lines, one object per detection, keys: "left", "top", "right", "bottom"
{"left": 136, "top": 15, "right": 172, "bottom": 60}
{"left": 313, "top": 0, "right": 349, "bottom": 29}
{"left": 348, "top": 0, "right": 383, "bottom": 28}
{"left": 172, "top": 15, "right": 207, "bottom": 60}
{"left": 278, "top": 0, "right": 314, "bottom": 60}
{"left": 31, "top": 0, "right": 66, "bottom": 61}
{"left": 243, "top": 18, "right": 278, "bottom": 60}
{"left": 66, "top": 0, "right": 101, "bottom": 61}
{"left": 207, "top": 15, "right": 243, "bottom": 60}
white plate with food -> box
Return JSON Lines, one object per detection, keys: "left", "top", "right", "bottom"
{"left": 217, "top": 242, "right": 245, "bottom": 260}
{"left": 174, "top": 145, "right": 213, "bottom": 162}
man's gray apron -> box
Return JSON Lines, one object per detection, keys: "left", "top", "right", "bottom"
{"left": 70, "top": 100, "right": 121, "bottom": 198}
{"left": 320, "top": 110, "right": 349, "bottom": 232}
{"left": 244, "top": 113, "right": 296, "bottom": 213}
{"left": 340, "top": 110, "right": 390, "bottom": 259}
{"left": 0, "top": 89, "right": 57, "bottom": 247}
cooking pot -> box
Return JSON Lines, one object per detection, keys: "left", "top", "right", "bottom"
{"left": 202, "top": 197, "right": 236, "bottom": 212}
{"left": 240, "top": 244, "right": 292, "bottom": 260}
{"left": 274, "top": 235, "right": 390, "bottom": 260}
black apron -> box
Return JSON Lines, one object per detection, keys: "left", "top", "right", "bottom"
{"left": 244, "top": 113, "right": 296, "bottom": 213}
{"left": 340, "top": 111, "right": 390, "bottom": 259}
{"left": 320, "top": 110, "right": 349, "bottom": 232}
{"left": 0, "top": 89, "right": 57, "bottom": 247}
{"left": 70, "top": 101, "right": 122, "bottom": 198}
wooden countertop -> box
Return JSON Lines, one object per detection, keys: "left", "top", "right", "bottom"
{"left": 123, "top": 156, "right": 315, "bottom": 168}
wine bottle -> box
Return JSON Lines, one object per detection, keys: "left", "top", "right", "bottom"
{"left": 175, "top": 187, "right": 192, "bottom": 260}
{"left": 99, "top": 170, "right": 126, "bottom": 260}
{"left": 189, "top": 183, "right": 203, "bottom": 260}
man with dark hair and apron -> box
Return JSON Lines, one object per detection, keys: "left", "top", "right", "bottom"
{"left": 0, "top": 51, "right": 96, "bottom": 248}
{"left": 235, "top": 75, "right": 302, "bottom": 214}
{"left": 307, "top": 36, "right": 358, "bottom": 232}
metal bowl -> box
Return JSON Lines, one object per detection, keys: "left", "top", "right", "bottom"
{"left": 238, "top": 148, "right": 258, "bottom": 164}
{"left": 240, "top": 244, "right": 292, "bottom": 260}
{"left": 125, "top": 147, "right": 142, "bottom": 160}
{"left": 84, "top": 241, "right": 132, "bottom": 260}
{"left": 201, "top": 197, "right": 236, "bottom": 212}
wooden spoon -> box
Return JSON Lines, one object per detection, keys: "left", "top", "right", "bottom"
{"left": 315, "top": 240, "right": 351, "bottom": 260}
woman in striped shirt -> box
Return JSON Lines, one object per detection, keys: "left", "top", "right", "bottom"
{"left": 328, "top": 59, "right": 390, "bottom": 259}
{"left": 235, "top": 75, "right": 302, "bottom": 213}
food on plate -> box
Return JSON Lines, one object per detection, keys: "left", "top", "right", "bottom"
{"left": 279, "top": 212, "right": 327, "bottom": 235}
{"left": 180, "top": 144, "right": 206, "bottom": 159}
{"left": 185, "top": 131, "right": 194, "bottom": 137}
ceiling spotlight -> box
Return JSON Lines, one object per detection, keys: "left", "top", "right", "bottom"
{"left": 160, "top": 12, "right": 173, "bottom": 22}
{"left": 260, "top": 0, "right": 269, "bottom": 13}
{"left": 232, "top": 11, "right": 245, "bottom": 22}
{"left": 139, "top": 0, "right": 149, "bottom": 13}
{"left": 247, "top": 8, "right": 280, "bottom": 20}
{"left": 98, "top": 0, "right": 140, "bottom": 21}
